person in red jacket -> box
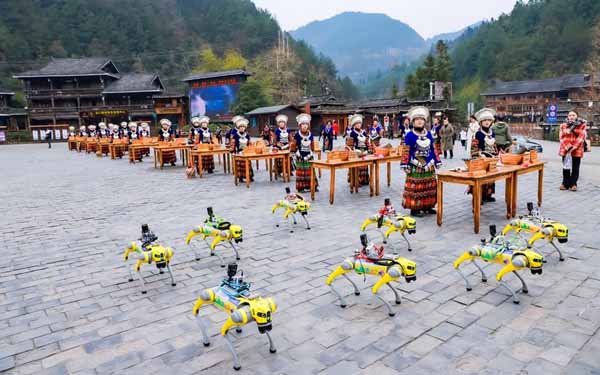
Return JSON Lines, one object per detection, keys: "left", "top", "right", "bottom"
{"left": 559, "top": 110, "right": 587, "bottom": 191}
{"left": 332, "top": 120, "right": 339, "bottom": 140}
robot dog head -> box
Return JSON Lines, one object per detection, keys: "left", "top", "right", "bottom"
{"left": 512, "top": 249, "right": 544, "bottom": 275}
{"left": 545, "top": 223, "right": 568, "bottom": 243}
{"left": 229, "top": 225, "right": 243, "bottom": 243}
{"left": 295, "top": 200, "right": 310, "bottom": 214}
{"left": 248, "top": 297, "right": 276, "bottom": 333}
{"left": 148, "top": 245, "right": 171, "bottom": 268}
{"left": 396, "top": 216, "right": 417, "bottom": 234}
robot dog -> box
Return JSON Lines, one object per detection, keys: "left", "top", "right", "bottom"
{"left": 123, "top": 224, "right": 176, "bottom": 294}
{"left": 502, "top": 202, "right": 569, "bottom": 261}
{"left": 271, "top": 187, "right": 311, "bottom": 232}
{"left": 454, "top": 225, "right": 544, "bottom": 304}
{"left": 193, "top": 263, "right": 277, "bottom": 371}
{"left": 360, "top": 198, "right": 416, "bottom": 251}
{"left": 326, "top": 234, "right": 416, "bottom": 316}
{"left": 185, "top": 209, "right": 243, "bottom": 266}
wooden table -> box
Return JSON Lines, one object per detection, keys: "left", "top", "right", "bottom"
{"left": 511, "top": 161, "right": 544, "bottom": 216}
{"left": 189, "top": 148, "right": 232, "bottom": 177}
{"left": 310, "top": 158, "right": 375, "bottom": 205}
{"left": 109, "top": 141, "right": 129, "bottom": 159}
{"left": 129, "top": 143, "right": 157, "bottom": 163}
{"left": 153, "top": 145, "right": 191, "bottom": 169}
{"left": 373, "top": 154, "right": 404, "bottom": 196}
{"left": 67, "top": 137, "right": 78, "bottom": 151}
{"left": 232, "top": 151, "right": 291, "bottom": 188}
{"left": 437, "top": 166, "right": 517, "bottom": 234}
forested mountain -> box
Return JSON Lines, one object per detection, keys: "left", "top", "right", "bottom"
{"left": 291, "top": 12, "right": 426, "bottom": 82}
{"left": 0, "top": 0, "right": 359, "bottom": 104}
{"left": 451, "top": 0, "right": 600, "bottom": 110}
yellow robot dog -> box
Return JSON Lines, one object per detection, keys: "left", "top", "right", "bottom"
{"left": 326, "top": 234, "right": 416, "bottom": 316}
{"left": 185, "top": 219, "right": 243, "bottom": 266}
{"left": 454, "top": 225, "right": 543, "bottom": 304}
{"left": 502, "top": 202, "right": 569, "bottom": 261}
{"left": 272, "top": 187, "right": 311, "bottom": 232}
{"left": 123, "top": 224, "right": 176, "bottom": 294}
{"left": 360, "top": 198, "right": 416, "bottom": 251}
{"left": 193, "top": 263, "right": 277, "bottom": 371}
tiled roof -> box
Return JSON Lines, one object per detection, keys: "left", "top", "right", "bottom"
{"left": 182, "top": 69, "right": 251, "bottom": 82}
{"left": 246, "top": 104, "right": 298, "bottom": 115}
{"left": 481, "top": 74, "right": 598, "bottom": 96}
{"left": 14, "top": 58, "right": 119, "bottom": 78}
{"left": 102, "top": 74, "right": 164, "bottom": 94}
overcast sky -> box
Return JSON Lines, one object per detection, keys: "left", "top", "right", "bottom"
{"left": 252, "top": 0, "right": 519, "bottom": 38}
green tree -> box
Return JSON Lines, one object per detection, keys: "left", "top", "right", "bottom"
{"left": 391, "top": 83, "right": 399, "bottom": 98}
{"left": 222, "top": 49, "right": 247, "bottom": 70}
{"left": 434, "top": 41, "right": 452, "bottom": 82}
{"left": 232, "top": 80, "right": 271, "bottom": 114}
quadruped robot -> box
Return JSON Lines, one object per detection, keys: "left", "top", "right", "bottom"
{"left": 502, "top": 202, "right": 569, "bottom": 261}
{"left": 453, "top": 225, "right": 544, "bottom": 304}
{"left": 193, "top": 263, "right": 277, "bottom": 371}
{"left": 271, "top": 187, "right": 311, "bottom": 232}
{"left": 185, "top": 207, "right": 243, "bottom": 266}
{"left": 326, "top": 234, "right": 416, "bottom": 316}
{"left": 123, "top": 224, "right": 176, "bottom": 294}
{"left": 360, "top": 198, "right": 416, "bottom": 251}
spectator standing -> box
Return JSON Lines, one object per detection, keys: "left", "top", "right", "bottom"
{"left": 559, "top": 110, "right": 587, "bottom": 192}
{"left": 439, "top": 116, "right": 455, "bottom": 159}
{"left": 45, "top": 129, "right": 52, "bottom": 149}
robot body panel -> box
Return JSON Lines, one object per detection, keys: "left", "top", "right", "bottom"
{"left": 192, "top": 265, "right": 277, "bottom": 370}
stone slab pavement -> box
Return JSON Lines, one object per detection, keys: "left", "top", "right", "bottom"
{"left": 0, "top": 138, "right": 598, "bottom": 374}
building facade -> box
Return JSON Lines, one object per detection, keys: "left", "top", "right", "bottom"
{"left": 481, "top": 74, "right": 600, "bottom": 137}
{"left": 183, "top": 70, "right": 251, "bottom": 122}
{"left": 0, "top": 89, "right": 27, "bottom": 138}
{"left": 14, "top": 58, "right": 165, "bottom": 140}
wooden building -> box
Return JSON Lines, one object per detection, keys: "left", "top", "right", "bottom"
{"left": 481, "top": 74, "right": 600, "bottom": 136}
{"left": 0, "top": 89, "right": 27, "bottom": 133}
{"left": 297, "top": 95, "right": 349, "bottom": 134}
{"left": 246, "top": 104, "right": 301, "bottom": 136}
{"left": 154, "top": 93, "right": 188, "bottom": 132}
{"left": 247, "top": 95, "right": 455, "bottom": 137}
{"left": 182, "top": 69, "right": 251, "bottom": 122}
{"left": 13, "top": 58, "right": 165, "bottom": 140}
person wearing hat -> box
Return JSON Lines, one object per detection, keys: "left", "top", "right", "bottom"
{"left": 400, "top": 106, "right": 441, "bottom": 217}
{"left": 119, "top": 121, "right": 129, "bottom": 138}
{"left": 189, "top": 117, "right": 203, "bottom": 143}
{"left": 68, "top": 126, "right": 76, "bottom": 138}
{"left": 292, "top": 113, "right": 317, "bottom": 192}
{"left": 159, "top": 119, "right": 177, "bottom": 166}
{"left": 346, "top": 114, "right": 371, "bottom": 186}
{"left": 139, "top": 122, "right": 151, "bottom": 138}
{"left": 273, "top": 114, "right": 293, "bottom": 177}
{"left": 108, "top": 124, "right": 119, "bottom": 139}
{"left": 78, "top": 125, "right": 87, "bottom": 137}
{"left": 193, "top": 116, "right": 215, "bottom": 174}
{"left": 128, "top": 122, "right": 139, "bottom": 141}
{"left": 472, "top": 108, "right": 498, "bottom": 203}
{"left": 97, "top": 122, "right": 109, "bottom": 138}
{"left": 87, "top": 124, "right": 97, "bottom": 138}
{"left": 226, "top": 115, "right": 243, "bottom": 146}
{"left": 231, "top": 117, "right": 253, "bottom": 182}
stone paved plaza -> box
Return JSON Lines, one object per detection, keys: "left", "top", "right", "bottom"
{"left": 1, "top": 140, "right": 599, "bottom": 375}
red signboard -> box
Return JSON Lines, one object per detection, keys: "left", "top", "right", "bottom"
{"left": 190, "top": 78, "right": 240, "bottom": 89}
